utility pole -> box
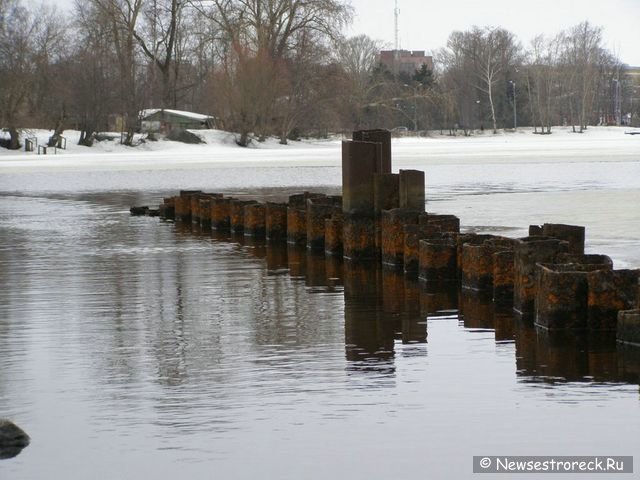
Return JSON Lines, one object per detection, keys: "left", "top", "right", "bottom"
{"left": 509, "top": 80, "right": 517, "bottom": 130}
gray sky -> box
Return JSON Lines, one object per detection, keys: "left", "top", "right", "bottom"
{"left": 48, "top": 0, "right": 640, "bottom": 66}
{"left": 347, "top": 0, "right": 640, "bottom": 66}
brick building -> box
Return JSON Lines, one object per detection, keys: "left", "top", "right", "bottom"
{"left": 378, "top": 50, "right": 433, "bottom": 77}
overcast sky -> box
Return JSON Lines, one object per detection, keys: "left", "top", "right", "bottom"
{"left": 49, "top": 0, "right": 640, "bottom": 66}
{"left": 347, "top": 0, "right": 640, "bottom": 66}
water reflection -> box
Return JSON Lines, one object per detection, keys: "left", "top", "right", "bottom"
{"left": 2, "top": 191, "right": 640, "bottom": 478}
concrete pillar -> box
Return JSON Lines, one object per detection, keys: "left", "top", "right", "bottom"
{"left": 399, "top": 169, "right": 425, "bottom": 212}
{"left": 419, "top": 237, "right": 458, "bottom": 283}
{"left": 617, "top": 309, "right": 640, "bottom": 346}
{"left": 352, "top": 129, "right": 392, "bottom": 174}
{"left": 542, "top": 223, "right": 586, "bottom": 255}
{"left": 380, "top": 208, "right": 420, "bottom": 268}
{"left": 230, "top": 199, "right": 257, "bottom": 233}
{"left": 587, "top": 269, "right": 640, "bottom": 330}
{"left": 306, "top": 252, "right": 328, "bottom": 287}
{"left": 325, "top": 215, "right": 344, "bottom": 257}
{"left": 243, "top": 203, "right": 266, "bottom": 237}
{"left": 513, "top": 237, "right": 569, "bottom": 317}
{"left": 266, "top": 202, "right": 288, "bottom": 241}
{"left": 403, "top": 224, "right": 441, "bottom": 275}
{"left": 529, "top": 224, "right": 543, "bottom": 236}
{"left": 211, "top": 197, "right": 232, "bottom": 231}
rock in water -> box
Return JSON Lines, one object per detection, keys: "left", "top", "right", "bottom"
{"left": 0, "top": 419, "right": 30, "bottom": 460}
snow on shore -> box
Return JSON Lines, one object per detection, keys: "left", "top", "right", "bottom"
{"left": 0, "top": 126, "right": 638, "bottom": 174}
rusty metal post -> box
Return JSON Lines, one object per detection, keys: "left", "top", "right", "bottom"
{"left": 403, "top": 223, "right": 441, "bottom": 275}
{"left": 535, "top": 263, "right": 604, "bottom": 330}
{"left": 175, "top": 190, "right": 202, "bottom": 222}
{"left": 617, "top": 309, "right": 640, "bottom": 346}
{"left": 266, "top": 202, "right": 288, "bottom": 241}
{"left": 421, "top": 214, "right": 460, "bottom": 233}
{"left": 243, "top": 203, "right": 266, "bottom": 237}
{"left": 159, "top": 197, "right": 176, "bottom": 220}
{"left": 342, "top": 140, "right": 380, "bottom": 261}
{"left": 352, "top": 129, "right": 392, "bottom": 174}
{"left": 542, "top": 223, "right": 586, "bottom": 255}
{"left": 419, "top": 237, "right": 458, "bottom": 283}
{"left": 587, "top": 269, "right": 640, "bottom": 331}
{"left": 287, "top": 207, "right": 307, "bottom": 246}
{"left": 325, "top": 214, "right": 344, "bottom": 257}
{"left": 399, "top": 169, "right": 425, "bottom": 212}
{"left": 513, "top": 237, "right": 569, "bottom": 317}
{"left": 307, "top": 198, "right": 338, "bottom": 251}
{"left": 374, "top": 173, "right": 400, "bottom": 256}
{"left": 493, "top": 250, "right": 515, "bottom": 305}
{"left": 230, "top": 199, "right": 257, "bottom": 233}
{"left": 380, "top": 208, "right": 419, "bottom": 268}
{"left": 211, "top": 197, "right": 232, "bottom": 231}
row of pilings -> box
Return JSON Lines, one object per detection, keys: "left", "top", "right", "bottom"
{"left": 135, "top": 129, "right": 640, "bottom": 345}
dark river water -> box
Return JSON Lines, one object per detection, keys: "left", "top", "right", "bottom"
{"left": 1, "top": 152, "right": 640, "bottom": 478}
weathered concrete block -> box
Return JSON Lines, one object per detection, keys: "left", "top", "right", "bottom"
{"left": 230, "top": 199, "right": 257, "bottom": 233}
{"left": 419, "top": 237, "right": 458, "bottom": 283}
{"left": 380, "top": 208, "right": 420, "bottom": 268}
{"left": 617, "top": 309, "right": 640, "bottom": 346}
{"left": 513, "top": 237, "right": 569, "bottom": 317}
{"left": 287, "top": 207, "right": 307, "bottom": 245}
{"left": 535, "top": 263, "right": 608, "bottom": 330}
{"left": 266, "top": 202, "right": 288, "bottom": 241}
{"left": 352, "top": 129, "right": 392, "bottom": 174}
{"left": 542, "top": 223, "right": 585, "bottom": 255}
{"left": 244, "top": 203, "right": 266, "bottom": 237}
{"left": 588, "top": 269, "right": 640, "bottom": 331}
{"left": 343, "top": 213, "right": 377, "bottom": 262}
{"left": 342, "top": 140, "right": 381, "bottom": 214}
{"left": 399, "top": 169, "right": 425, "bottom": 212}
{"left": 403, "top": 224, "right": 441, "bottom": 275}
{"left": 325, "top": 215, "right": 344, "bottom": 257}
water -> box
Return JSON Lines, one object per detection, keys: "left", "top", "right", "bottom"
{"left": 1, "top": 147, "right": 640, "bottom": 479}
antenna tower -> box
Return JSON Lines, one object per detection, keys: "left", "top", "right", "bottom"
{"left": 394, "top": 0, "right": 399, "bottom": 51}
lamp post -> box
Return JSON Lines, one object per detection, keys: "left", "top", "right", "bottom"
{"left": 509, "top": 80, "right": 517, "bottom": 130}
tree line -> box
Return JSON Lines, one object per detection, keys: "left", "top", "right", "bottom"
{"left": 0, "top": 0, "right": 636, "bottom": 150}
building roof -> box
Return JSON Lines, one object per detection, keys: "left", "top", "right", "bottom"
{"left": 140, "top": 109, "right": 214, "bottom": 121}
